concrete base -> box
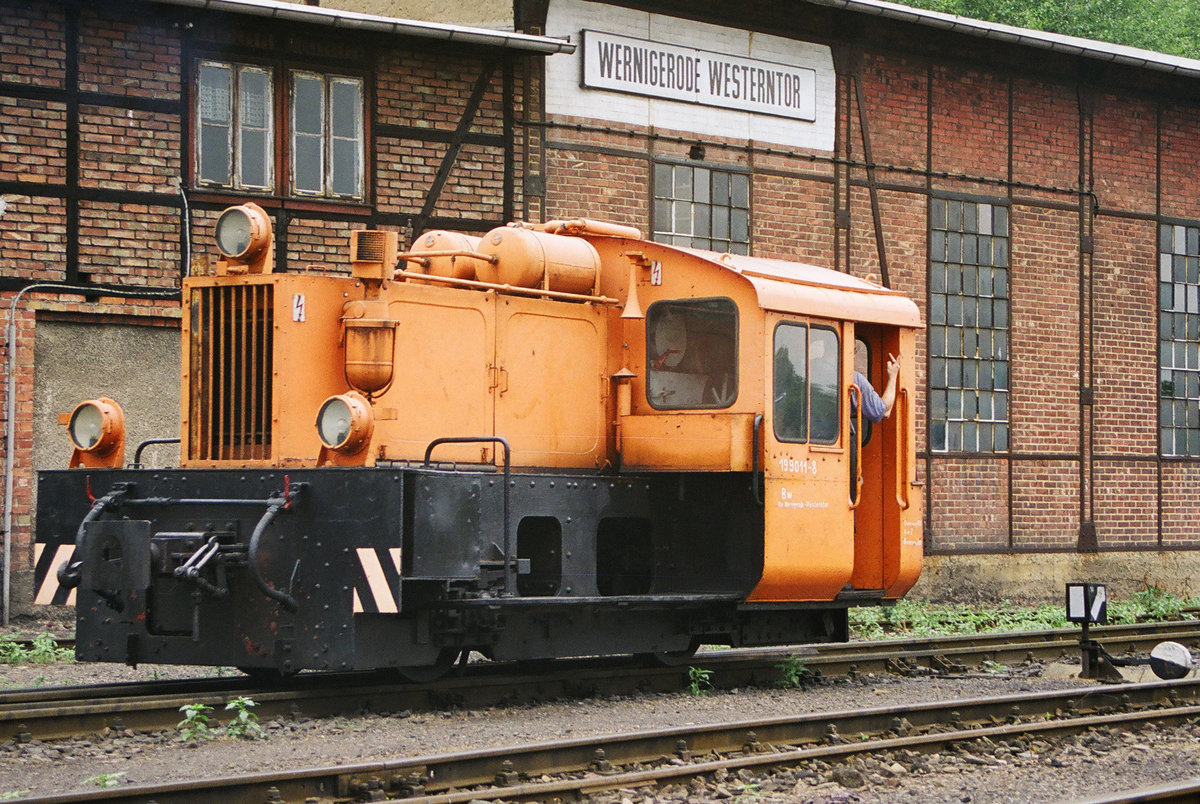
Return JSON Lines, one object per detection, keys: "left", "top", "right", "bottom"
{"left": 911, "top": 551, "right": 1200, "bottom": 604}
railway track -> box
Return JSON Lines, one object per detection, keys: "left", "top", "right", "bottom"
{"left": 25, "top": 677, "right": 1200, "bottom": 803}
{"left": 2, "top": 619, "right": 1197, "bottom": 743}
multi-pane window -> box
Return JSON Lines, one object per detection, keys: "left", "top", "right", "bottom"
{"left": 291, "top": 72, "right": 364, "bottom": 199}
{"left": 195, "top": 61, "right": 364, "bottom": 200}
{"left": 653, "top": 164, "right": 750, "bottom": 254}
{"left": 197, "top": 62, "right": 273, "bottom": 190}
{"left": 773, "top": 323, "right": 839, "bottom": 444}
{"left": 928, "top": 197, "right": 1010, "bottom": 453}
{"left": 1159, "top": 222, "right": 1200, "bottom": 456}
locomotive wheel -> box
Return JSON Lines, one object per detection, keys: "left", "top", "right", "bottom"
{"left": 395, "top": 648, "right": 462, "bottom": 683}
{"left": 643, "top": 638, "right": 702, "bottom": 667}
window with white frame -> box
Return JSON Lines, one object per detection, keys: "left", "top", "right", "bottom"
{"left": 1159, "top": 222, "right": 1200, "bottom": 457}
{"left": 291, "top": 71, "right": 364, "bottom": 199}
{"left": 653, "top": 163, "right": 750, "bottom": 254}
{"left": 197, "top": 61, "right": 273, "bottom": 191}
{"left": 928, "top": 197, "right": 1010, "bottom": 453}
{"left": 195, "top": 61, "right": 364, "bottom": 200}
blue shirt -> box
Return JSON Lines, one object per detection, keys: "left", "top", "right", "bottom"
{"left": 853, "top": 371, "right": 887, "bottom": 423}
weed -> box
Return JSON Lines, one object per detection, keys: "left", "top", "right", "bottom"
{"left": 177, "top": 703, "right": 215, "bottom": 743}
{"left": 224, "top": 696, "right": 265, "bottom": 740}
{"left": 979, "top": 660, "right": 1009, "bottom": 675}
{"left": 0, "top": 791, "right": 29, "bottom": 800}
{"left": 0, "top": 634, "right": 72, "bottom": 666}
{"left": 732, "top": 782, "right": 761, "bottom": 801}
{"left": 0, "top": 639, "right": 26, "bottom": 665}
{"left": 774, "top": 654, "right": 813, "bottom": 689}
{"left": 686, "top": 665, "right": 713, "bottom": 696}
{"left": 1110, "top": 586, "right": 1191, "bottom": 623}
{"left": 27, "top": 633, "right": 71, "bottom": 664}
{"left": 84, "top": 772, "right": 125, "bottom": 789}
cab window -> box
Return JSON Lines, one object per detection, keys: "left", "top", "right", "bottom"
{"left": 773, "top": 323, "right": 840, "bottom": 444}
{"left": 646, "top": 298, "right": 738, "bottom": 410}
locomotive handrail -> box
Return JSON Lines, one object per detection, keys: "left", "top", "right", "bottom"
{"left": 895, "top": 388, "right": 911, "bottom": 510}
{"left": 395, "top": 268, "right": 620, "bottom": 306}
{"left": 751, "top": 413, "right": 764, "bottom": 505}
{"left": 398, "top": 248, "right": 498, "bottom": 267}
{"left": 848, "top": 384, "right": 864, "bottom": 510}
{"left": 131, "top": 437, "right": 181, "bottom": 468}
{"left": 423, "top": 436, "right": 514, "bottom": 597}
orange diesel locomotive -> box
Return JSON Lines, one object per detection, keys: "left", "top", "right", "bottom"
{"left": 36, "top": 207, "right": 922, "bottom": 677}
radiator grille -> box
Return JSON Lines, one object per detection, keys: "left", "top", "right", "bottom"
{"left": 188, "top": 284, "right": 274, "bottom": 461}
{"left": 352, "top": 230, "right": 389, "bottom": 263}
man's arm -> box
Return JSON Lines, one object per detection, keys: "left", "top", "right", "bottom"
{"left": 879, "top": 353, "right": 900, "bottom": 419}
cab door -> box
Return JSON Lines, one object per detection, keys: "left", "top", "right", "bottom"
{"left": 748, "top": 316, "right": 854, "bottom": 601}
{"left": 849, "top": 324, "right": 922, "bottom": 596}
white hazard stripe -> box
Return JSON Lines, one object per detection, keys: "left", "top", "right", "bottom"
{"left": 354, "top": 547, "right": 401, "bottom": 614}
{"left": 33, "top": 543, "right": 77, "bottom": 606}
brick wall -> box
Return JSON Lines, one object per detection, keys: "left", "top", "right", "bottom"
{"left": 1010, "top": 205, "right": 1080, "bottom": 455}
{"left": 538, "top": 4, "right": 1200, "bottom": 557}
{"left": 929, "top": 458, "right": 1009, "bottom": 549}
{"left": 1092, "top": 215, "right": 1157, "bottom": 456}
{"left": 0, "top": 0, "right": 540, "bottom": 610}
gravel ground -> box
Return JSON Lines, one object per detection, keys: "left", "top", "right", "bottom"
{"left": 0, "top": 652, "right": 1197, "bottom": 802}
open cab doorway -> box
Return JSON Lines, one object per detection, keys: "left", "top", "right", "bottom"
{"left": 750, "top": 316, "right": 920, "bottom": 602}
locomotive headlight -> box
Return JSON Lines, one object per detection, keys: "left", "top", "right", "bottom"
{"left": 215, "top": 203, "right": 271, "bottom": 262}
{"left": 316, "top": 392, "right": 374, "bottom": 454}
{"left": 68, "top": 398, "right": 124, "bottom": 453}
{"left": 66, "top": 397, "right": 126, "bottom": 468}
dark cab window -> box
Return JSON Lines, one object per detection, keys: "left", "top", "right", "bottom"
{"left": 774, "top": 323, "right": 839, "bottom": 443}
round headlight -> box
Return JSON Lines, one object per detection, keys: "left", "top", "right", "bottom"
{"left": 69, "top": 403, "right": 105, "bottom": 449}
{"left": 215, "top": 204, "right": 271, "bottom": 261}
{"left": 316, "top": 393, "right": 374, "bottom": 453}
{"left": 68, "top": 398, "right": 125, "bottom": 455}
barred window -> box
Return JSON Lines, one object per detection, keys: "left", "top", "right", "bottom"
{"left": 195, "top": 61, "right": 364, "bottom": 201}
{"left": 928, "top": 198, "right": 1010, "bottom": 453}
{"left": 1159, "top": 222, "right": 1200, "bottom": 457}
{"left": 653, "top": 163, "right": 750, "bottom": 254}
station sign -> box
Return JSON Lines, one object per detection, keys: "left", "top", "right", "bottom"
{"left": 580, "top": 30, "right": 817, "bottom": 122}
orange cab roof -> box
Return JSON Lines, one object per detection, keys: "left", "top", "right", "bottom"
{"left": 676, "top": 247, "right": 924, "bottom": 328}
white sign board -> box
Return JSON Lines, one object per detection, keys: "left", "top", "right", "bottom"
{"left": 581, "top": 30, "right": 816, "bottom": 122}
{"left": 545, "top": 0, "right": 836, "bottom": 152}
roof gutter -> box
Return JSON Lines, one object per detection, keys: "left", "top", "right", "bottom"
{"left": 806, "top": 0, "right": 1200, "bottom": 81}
{"left": 146, "top": 0, "right": 576, "bottom": 54}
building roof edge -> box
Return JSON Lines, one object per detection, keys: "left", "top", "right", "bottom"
{"left": 805, "top": 0, "right": 1200, "bottom": 80}
{"left": 145, "top": 0, "right": 576, "bottom": 54}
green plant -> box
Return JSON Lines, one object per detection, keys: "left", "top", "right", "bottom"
{"left": 687, "top": 665, "right": 713, "bottom": 696}
{"left": 27, "top": 633, "right": 71, "bottom": 664}
{"left": 732, "top": 782, "right": 761, "bottom": 801}
{"left": 84, "top": 772, "right": 125, "bottom": 789}
{"left": 0, "top": 638, "right": 27, "bottom": 664}
{"left": 1110, "top": 586, "right": 1190, "bottom": 623}
{"left": 177, "top": 703, "right": 215, "bottom": 743}
{"left": 774, "top": 654, "right": 813, "bottom": 689}
{"left": 224, "top": 696, "right": 265, "bottom": 740}
{"left": 0, "top": 791, "right": 29, "bottom": 800}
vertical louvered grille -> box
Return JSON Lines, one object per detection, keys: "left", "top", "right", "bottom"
{"left": 189, "top": 284, "right": 274, "bottom": 461}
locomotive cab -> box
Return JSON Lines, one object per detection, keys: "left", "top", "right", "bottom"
{"left": 35, "top": 208, "right": 922, "bottom": 676}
